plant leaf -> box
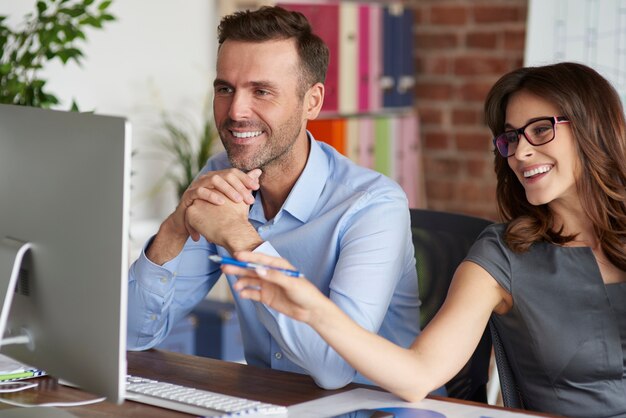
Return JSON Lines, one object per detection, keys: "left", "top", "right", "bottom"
{"left": 98, "top": 0, "right": 113, "bottom": 11}
{"left": 36, "top": 1, "right": 47, "bottom": 15}
{"left": 0, "top": 0, "right": 116, "bottom": 109}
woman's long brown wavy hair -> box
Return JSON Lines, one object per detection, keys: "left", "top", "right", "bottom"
{"left": 484, "top": 62, "right": 626, "bottom": 270}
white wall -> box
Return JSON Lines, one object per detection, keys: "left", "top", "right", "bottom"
{"left": 525, "top": 0, "right": 626, "bottom": 99}
{"left": 3, "top": 1, "right": 218, "bottom": 257}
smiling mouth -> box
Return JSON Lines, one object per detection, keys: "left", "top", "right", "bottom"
{"left": 523, "top": 165, "right": 552, "bottom": 178}
{"left": 231, "top": 130, "right": 263, "bottom": 139}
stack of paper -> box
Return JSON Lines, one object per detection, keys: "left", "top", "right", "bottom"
{"left": 0, "top": 353, "right": 45, "bottom": 382}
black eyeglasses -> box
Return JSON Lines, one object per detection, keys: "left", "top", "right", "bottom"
{"left": 492, "top": 116, "right": 570, "bottom": 157}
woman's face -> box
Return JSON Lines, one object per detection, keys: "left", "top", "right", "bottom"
{"left": 505, "top": 90, "right": 580, "bottom": 208}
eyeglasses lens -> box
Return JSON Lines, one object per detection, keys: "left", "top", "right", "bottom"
{"left": 495, "top": 132, "right": 516, "bottom": 157}
{"left": 526, "top": 119, "right": 555, "bottom": 145}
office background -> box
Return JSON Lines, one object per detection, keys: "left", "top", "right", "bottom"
{"left": 11, "top": 0, "right": 618, "bottom": 250}
{"left": 2, "top": 0, "right": 530, "bottom": 231}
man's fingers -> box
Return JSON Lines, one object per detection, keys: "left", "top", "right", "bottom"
{"left": 210, "top": 175, "right": 246, "bottom": 203}
{"left": 225, "top": 170, "right": 259, "bottom": 203}
{"left": 247, "top": 168, "right": 262, "bottom": 183}
{"left": 195, "top": 187, "right": 226, "bottom": 205}
{"left": 189, "top": 168, "right": 261, "bottom": 205}
{"left": 221, "top": 168, "right": 260, "bottom": 203}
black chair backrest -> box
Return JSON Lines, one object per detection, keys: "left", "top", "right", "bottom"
{"left": 489, "top": 318, "right": 525, "bottom": 408}
{"left": 410, "top": 208, "right": 493, "bottom": 402}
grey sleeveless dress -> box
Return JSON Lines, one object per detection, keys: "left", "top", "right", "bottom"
{"left": 466, "top": 224, "right": 626, "bottom": 418}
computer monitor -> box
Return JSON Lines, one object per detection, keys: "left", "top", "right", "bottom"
{"left": 0, "top": 104, "right": 130, "bottom": 404}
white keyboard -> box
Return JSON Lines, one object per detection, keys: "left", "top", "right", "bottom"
{"left": 125, "top": 375, "right": 288, "bottom": 417}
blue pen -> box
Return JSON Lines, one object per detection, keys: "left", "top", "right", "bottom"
{"left": 209, "top": 255, "right": 304, "bottom": 278}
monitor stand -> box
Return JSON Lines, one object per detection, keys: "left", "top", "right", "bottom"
{"left": 0, "top": 406, "right": 78, "bottom": 417}
{"left": 0, "top": 241, "right": 91, "bottom": 416}
{"left": 0, "top": 238, "right": 32, "bottom": 348}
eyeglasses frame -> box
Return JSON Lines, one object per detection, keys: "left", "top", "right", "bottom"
{"left": 492, "top": 115, "right": 570, "bottom": 158}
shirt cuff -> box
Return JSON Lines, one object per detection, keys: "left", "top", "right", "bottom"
{"left": 252, "top": 241, "right": 280, "bottom": 258}
{"left": 131, "top": 236, "right": 182, "bottom": 297}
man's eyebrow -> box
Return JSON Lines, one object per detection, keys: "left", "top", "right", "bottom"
{"left": 249, "top": 80, "right": 280, "bottom": 90}
{"left": 213, "top": 79, "right": 281, "bottom": 90}
{"left": 213, "top": 78, "right": 232, "bottom": 87}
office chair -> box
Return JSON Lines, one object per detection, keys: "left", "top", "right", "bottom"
{"left": 410, "top": 208, "right": 493, "bottom": 402}
{"left": 489, "top": 319, "right": 525, "bottom": 408}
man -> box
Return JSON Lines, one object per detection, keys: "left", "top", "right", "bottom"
{"left": 127, "top": 6, "right": 419, "bottom": 390}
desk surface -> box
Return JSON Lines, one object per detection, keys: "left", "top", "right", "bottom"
{"left": 0, "top": 350, "right": 365, "bottom": 418}
{"left": 0, "top": 350, "right": 558, "bottom": 418}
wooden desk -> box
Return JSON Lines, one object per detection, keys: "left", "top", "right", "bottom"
{"left": 0, "top": 350, "right": 559, "bottom": 417}
{"left": 0, "top": 350, "right": 364, "bottom": 418}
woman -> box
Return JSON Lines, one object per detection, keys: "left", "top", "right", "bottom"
{"left": 224, "top": 62, "right": 626, "bottom": 418}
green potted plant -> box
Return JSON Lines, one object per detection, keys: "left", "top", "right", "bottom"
{"left": 154, "top": 98, "right": 220, "bottom": 199}
{"left": 0, "top": 0, "right": 115, "bottom": 109}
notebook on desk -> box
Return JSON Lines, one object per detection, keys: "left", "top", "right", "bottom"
{"left": 0, "top": 353, "right": 46, "bottom": 382}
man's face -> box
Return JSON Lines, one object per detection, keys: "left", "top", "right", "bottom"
{"left": 213, "top": 38, "right": 308, "bottom": 172}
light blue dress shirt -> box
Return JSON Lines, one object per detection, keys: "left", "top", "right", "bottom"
{"left": 127, "top": 134, "right": 420, "bottom": 389}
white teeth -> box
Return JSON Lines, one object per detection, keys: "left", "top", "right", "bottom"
{"left": 232, "top": 130, "right": 262, "bottom": 139}
{"left": 524, "top": 165, "right": 551, "bottom": 178}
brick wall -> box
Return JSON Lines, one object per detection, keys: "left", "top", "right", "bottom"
{"left": 409, "top": 0, "right": 528, "bottom": 220}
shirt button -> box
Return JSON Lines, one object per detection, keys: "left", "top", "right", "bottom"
{"left": 274, "top": 352, "right": 282, "bottom": 360}
{"left": 160, "top": 276, "right": 168, "bottom": 283}
{"left": 150, "top": 314, "right": 157, "bottom": 321}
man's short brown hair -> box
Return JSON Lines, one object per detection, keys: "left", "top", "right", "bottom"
{"left": 218, "top": 6, "right": 329, "bottom": 96}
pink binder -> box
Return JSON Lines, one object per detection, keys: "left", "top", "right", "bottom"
{"left": 358, "top": 4, "right": 370, "bottom": 112}
{"left": 278, "top": 3, "right": 340, "bottom": 112}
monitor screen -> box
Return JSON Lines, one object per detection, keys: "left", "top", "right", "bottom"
{"left": 0, "top": 104, "right": 130, "bottom": 404}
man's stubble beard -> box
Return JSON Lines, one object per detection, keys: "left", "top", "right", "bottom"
{"left": 221, "top": 110, "right": 305, "bottom": 174}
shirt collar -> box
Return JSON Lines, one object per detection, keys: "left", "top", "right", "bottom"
{"left": 249, "top": 132, "right": 329, "bottom": 224}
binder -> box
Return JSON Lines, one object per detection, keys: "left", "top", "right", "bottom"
{"left": 397, "top": 114, "right": 420, "bottom": 207}
{"left": 393, "top": 116, "right": 406, "bottom": 195}
{"left": 374, "top": 116, "right": 394, "bottom": 177}
{"left": 279, "top": 1, "right": 419, "bottom": 196}
{"left": 346, "top": 117, "right": 360, "bottom": 162}
{"left": 278, "top": 3, "right": 340, "bottom": 112}
{"left": 398, "top": 7, "right": 416, "bottom": 107}
{"left": 382, "top": 5, "right": 415, "bottom": 108}
{"left": 357, "top": 4, "right": 371, "bottom": 112}
{"left": 339, "top": 2, "right": 358, "bottom": 114}
{"left": 307, "top": 118, "right": 347, "bottom": 156}
{"left": 382, "top": 5, "right": 401, "bottom": 107}
{"left": 357, "top": 116, "right": 375, "bottom": 169}
{"left": 368, "top": 4, "right": 383, "bottom": 112}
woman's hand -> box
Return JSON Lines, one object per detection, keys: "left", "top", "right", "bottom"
{"left": 227, "top": 252, "right": 329, "bottom": 324}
